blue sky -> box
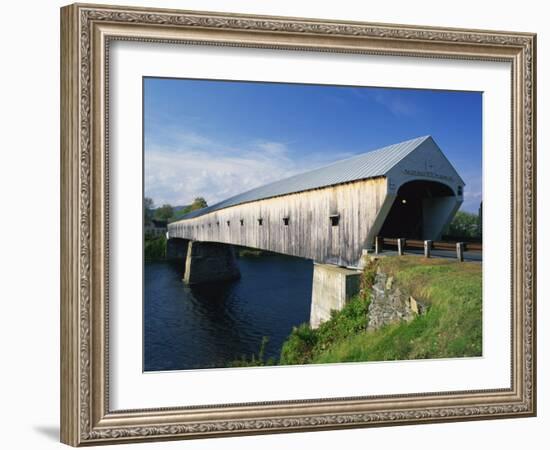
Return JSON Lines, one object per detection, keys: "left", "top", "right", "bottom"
{"left": 144, "top": 78, "right": 482, "bottom": 213}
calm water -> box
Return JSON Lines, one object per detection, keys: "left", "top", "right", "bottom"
{"left": 144, "top": 253, "right": 313, "bottom": 371}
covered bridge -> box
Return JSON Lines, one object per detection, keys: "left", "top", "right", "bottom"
{"left": 167, "top": 135, "right": 464, "bottom": 268}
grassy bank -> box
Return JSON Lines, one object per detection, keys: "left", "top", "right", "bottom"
{"left": 280, "top": 256, "right": 482, "bottom": 365}
{"left": 144, "top": 235, "right": 166, "bottom": 261}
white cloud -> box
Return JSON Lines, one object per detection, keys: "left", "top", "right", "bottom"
{"left": 144, "top": 131, "right": 351, "bottom": 208}
{"left": 145, "top": 128, "right": 482, "bottom": 216}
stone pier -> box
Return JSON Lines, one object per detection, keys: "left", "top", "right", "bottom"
{"left": 310, "top": 263, "right": 362, "bottom": 329}
{"left": 183, "top": 241, "right": 241, "bottom": 285}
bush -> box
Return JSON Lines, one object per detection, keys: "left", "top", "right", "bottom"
{"left": 144, "top": 235, "right": 166, "bottom": 260}
{"left": 280, "top": 274, "right": 373, "bottom": 365}
{"left": 280, "top": 324, "right": 319, "bottom": 365}
{"left": 229, "top": 336, "right": 277, "bottom": 367}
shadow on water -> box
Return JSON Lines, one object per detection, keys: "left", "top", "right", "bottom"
{"left": 144, "top": 253, "right": 313, "bottom": 371}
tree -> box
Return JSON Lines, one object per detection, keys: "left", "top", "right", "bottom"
{"left": 144, "top": 197, "right": 154, "bottom": 210}
{"left": 144, "top": 197, "right": 154, "bottom": 225}
{"left": 181, "top": 197, "right": 208, "bottom": 215}
{"left": 190, "top": 197, "right": 208, "bottom": 211}
{"left": 446, "top": 211, "right": 481, "bottom": 240}
{"left": 154, "top": 204, "right": 174, "bottom": 221}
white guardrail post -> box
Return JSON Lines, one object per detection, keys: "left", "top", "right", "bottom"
{"left": 397, "top": 238, "right": 406, "bottom": 256}
{"left": 424, "top": 240, "right": 432, "bottom": 258}
{"left": 456, "top": 242, "right": 465, "bottom": 262}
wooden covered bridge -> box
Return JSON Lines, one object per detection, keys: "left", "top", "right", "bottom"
{"left": 166, "top": 135, "right": 465, "bottom": 327}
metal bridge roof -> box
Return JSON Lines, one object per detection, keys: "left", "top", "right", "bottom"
{"left": 180, "top": 135, "right": 431, "bottom": 219}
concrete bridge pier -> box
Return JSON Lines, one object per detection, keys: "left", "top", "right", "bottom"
{"left": 183, "top": 241, "right": 241, "bottom": 285}
{"left": 310, "top": 263, "right": 362, "bottom": 329}
{"left": 166, "top": 237, "right": 190, "bottom": 279}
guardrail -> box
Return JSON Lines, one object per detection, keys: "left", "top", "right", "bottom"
{"left": 374, "top": 236, "right": 482, "bottom": 262}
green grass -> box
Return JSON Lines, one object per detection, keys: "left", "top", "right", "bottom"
{"left": 228, "top": 336, "right": 278, "bottom": 367}
{"left": 144, "top": 235, "right": 166, "bottom": 261}
{"left": 280, "top": 256, "right": 482, "bottom": 365}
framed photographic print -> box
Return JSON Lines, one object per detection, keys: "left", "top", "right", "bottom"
{"left": 60, "top": 3, "right": 536, "bottom": 446}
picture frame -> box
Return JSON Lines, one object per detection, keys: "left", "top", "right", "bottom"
{"left": 60, "top": 2, "right": 536, "bottom": 446}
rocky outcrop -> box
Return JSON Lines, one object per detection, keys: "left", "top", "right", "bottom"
{"left": 366, "top": 267, "right": 427, "bottom": 331}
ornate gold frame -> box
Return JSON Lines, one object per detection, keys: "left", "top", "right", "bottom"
{"left": 60, "top": 3, "right": 536, "bottom": 446}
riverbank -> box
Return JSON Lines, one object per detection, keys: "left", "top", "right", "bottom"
{"left": 144, "top": 235, "right": 166, "bottom": 261}
{"left": 145, "top": 238, "right": 272, "bottom": 262}
{"left": 279, "top": 256, "right": 482, "bottom": 365}
{"left": 144, "top": 246, "right": 482, "bottom": 369}
{"left": 231, "top": 256, "right": 482, "bottom": 366}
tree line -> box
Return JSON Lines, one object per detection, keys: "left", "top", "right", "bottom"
{"left": 144, "top": 196, "right": 209, "bottom": 260}
{"left": 443, "top": 210, "right": 482, "bottom": 242}
{"left": 144, "top": 196, "right": 208, "bottom": 224}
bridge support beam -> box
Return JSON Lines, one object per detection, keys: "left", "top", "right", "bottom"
{"left": 310, "top": 263, "right": 362, "bottom": 329}
{"left": 183, "top": 241, "right": 241, "bottom": 285}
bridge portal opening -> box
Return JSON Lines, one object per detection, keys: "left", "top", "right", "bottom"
{"left": 378, "top": 180, "right": 457, "bottom": 240}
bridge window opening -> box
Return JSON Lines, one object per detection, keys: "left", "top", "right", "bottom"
{"left": 216, "top": 221, "right": 220, "bottom": 226}
{"left": 330, "top": 214, "right": 340, "bottom": 226}
{"left": 240, "top": 219, "right": 244, "bottom": 226}
{"left": 258, "top": 218, "right": 263, "bottom": 226}
{"left": 283, "top": 217, "right": 290, "bottom": 226}
{"left": 378, "top": 180, "right": 455, "bottom": 240}
{"left": 457, "top": 186, "right": 463, "bottom": 196}
{"left": 227, "top": 220, "right": 230, "bottom": 227}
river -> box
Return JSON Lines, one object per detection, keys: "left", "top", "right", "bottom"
{"left": 144, "top": 252, "right": 313, "bottom": 371}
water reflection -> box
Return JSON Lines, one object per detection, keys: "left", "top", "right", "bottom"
{"left": 144, "top": 253, "right": 313, "bottom": 371}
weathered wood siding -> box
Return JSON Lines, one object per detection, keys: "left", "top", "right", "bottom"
{"left": 167, "top": 178, "right": 389, "bottom": 266}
